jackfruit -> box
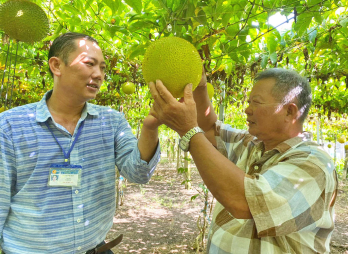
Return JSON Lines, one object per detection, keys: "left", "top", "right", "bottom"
{"left": 122, "top": 82, "right": 135, "bottom": 95}
{"left": 338, "top": 135, "right": 346, "bottom": 144}
{"left": 0, "top": 0, "right": 49, "bottom": 43}
{"left": 142, "top": 37, "right": 202, "bottom": 98}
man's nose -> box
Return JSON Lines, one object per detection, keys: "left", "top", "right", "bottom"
{"left": 92, "top": 66, "right": 103, "bottom": 80}
{"left": 245, "top": 105, "right": 252, "bottom": 115}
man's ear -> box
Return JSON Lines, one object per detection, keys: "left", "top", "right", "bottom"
{"left": 286, "top": 103, "right": 300, "bottom": 123}
{"left": 48, "top": 57, "right": 62, "bottom": 77}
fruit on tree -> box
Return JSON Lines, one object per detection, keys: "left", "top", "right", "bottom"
{"left": 0, "top": 0, "right": 49, "bottom": 43}
{"left": 337, "top": 135, "right": 346, "bottom": 144}
{"left": 327, "top": 144, "right": 332, "bottom": 148}
{"left": 0, "top": 106, "right": 5, "bottom": 113}
{"left": 345, "top": 144, "right": 348, "bottom": 150}
{"left": 121, "top": 82, "right": 135, "bottom": 95}
{"left": 142, "top": 36, "right": 202, "bottom": 98}
{"left": 207, "top": 82, "right": 214, "bottom": 100}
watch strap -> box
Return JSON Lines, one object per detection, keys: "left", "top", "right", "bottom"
{"left": 179, "top": 126, "right": 204, "bottom": 151}
{"left": 182, "top": 126, "right": 204, "bottom": 141}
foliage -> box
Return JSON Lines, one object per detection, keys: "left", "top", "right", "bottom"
{"left": 0, "top": 0, "right": 347, "bottom": 135}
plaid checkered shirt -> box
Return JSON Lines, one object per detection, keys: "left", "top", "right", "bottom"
{"left": 207, "top": 122, "right": 337, "bottom": 254}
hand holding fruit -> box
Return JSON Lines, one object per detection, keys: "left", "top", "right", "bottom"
{"left": 149, "top": 80, "right": 198, "bottom": 137}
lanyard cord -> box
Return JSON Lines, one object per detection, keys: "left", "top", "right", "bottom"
{"left": 45, "top": 120, "right": 85, "bottom": 164}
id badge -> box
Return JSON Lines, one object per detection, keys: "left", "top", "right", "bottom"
{"left": 48, "top": 164, "right": 82, "bottom": 187}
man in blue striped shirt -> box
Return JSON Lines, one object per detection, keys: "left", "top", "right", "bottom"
{"left": 0, "top": 32, "right": 161, "bottom": 254}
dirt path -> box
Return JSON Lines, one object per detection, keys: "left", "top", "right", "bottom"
{"left": 107, "top": 165, "right": 210, "bottom": 253}
{"left": 331, "top": 180, "right": 348, "bottom": 254}
{"left": 106, "top": 165, "right": 348, "bottom": 254}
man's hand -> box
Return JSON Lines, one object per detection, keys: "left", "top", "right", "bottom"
{"left": 149, "top": 80, "right": 198, "bottom": 137}
{"left": 142, "top": 107, "right": 162, "bottom": 131}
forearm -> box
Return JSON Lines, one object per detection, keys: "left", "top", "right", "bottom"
{"left": 189, "top": 133, "right": 252, "bottom": 219}
{"left": 138, "top": 125, "right": 159, "bottom": 163}
{"left": 193, "top": 86, "right": 217, "bottom": 132}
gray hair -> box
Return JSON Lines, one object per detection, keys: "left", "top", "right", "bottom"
{"left": 254, "top": 68, "right": 312, "bottom": 123}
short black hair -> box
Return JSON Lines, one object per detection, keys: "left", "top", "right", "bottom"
{"left": 255, "top": 68, "right": 312, "bottom": 123}
{"left": 48, "top": 32, "right": 99, "bottom": 77}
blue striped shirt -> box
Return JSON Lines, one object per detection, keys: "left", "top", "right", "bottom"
{"left": 0, "top": 91, "right": 161, "bottom": 254}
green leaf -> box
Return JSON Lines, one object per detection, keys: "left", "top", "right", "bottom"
{"left": 128, "top": 21, "right": 152, "bottom": 31}
{"left": 221, "top": 5, "right": 233, "bottom": 27}
{"left": 308, "top": 0, "right": 322, "bottom": 5}
{"left": 225, "top": 24, "right": 239, "bottom": 39}
{"left": 308, "top": 28, "right": 317, "bottom": 43}
{"left": 128, "top": 44, "right": 147, "bottom": 59}
{"left": 177, "top": 167, "right": 188, "bottom": 173}
{"left": 266, "top": 34, "right": 277, "bottom": 54}
{"left": 194, "top": 9, "right": 207, "bottom": 25}
{"left": 190, "top": 194, "right": 199, "bottom": 201}
{"left": 124, "top": 0, "right": 142, "bottom": 13}
{"left": 270, "top": 52, "right": 277, "bottom": 64}
{"left": 239, "top": 44, "right": 250, "bottom": 61}
{"left": 167, "top": 0, "right": 174, "bottom": 10}
{"left": 184, "top": 156, "right": 191, "bottom": 161}
{"left": 185, "top": 1, "right": 195, "bottom": 19}
{"left": 313, "top": 13, "right": 323, "bottom": 24}
{"left": 340, "top": 18, "right": 348, "bottom": 28}
{"left": 261, "top": 54, "right": 269, "bottom": 68}
{"left": 293, "top": 13, "right": 312, "bottom": 36}
{"left": 108, "top": 25, "right": 129, "bottom": 36}
{"left": 238, "top": 26, "right": 249, "bottom": 42}
{"left": 103, "top": 0, "right": 120, "bottom": 13}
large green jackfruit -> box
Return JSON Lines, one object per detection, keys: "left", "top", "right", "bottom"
{"left": 142, "top": 37, "right": 202, "bottom": 98}
{"left": 0, "top": 0, "right": 49, "bottom": 43}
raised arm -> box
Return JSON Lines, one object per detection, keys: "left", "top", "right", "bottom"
{"left": 193, "top": 70, "right": 218, "bottom": 145}
{"left": 137, "top": 110, "right": 161, "bottom": 163}
{"left": 149, "top": 80, "right": 251, "bottom": 219}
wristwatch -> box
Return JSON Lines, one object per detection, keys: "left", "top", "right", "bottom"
{"left": 179, "top": 126, "right": 204, "bottom": 152}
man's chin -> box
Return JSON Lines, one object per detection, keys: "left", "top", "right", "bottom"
{"left": 248, "top": 126, "right": 256, "bottom": 136}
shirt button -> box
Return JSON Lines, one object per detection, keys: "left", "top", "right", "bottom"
{"left": 77, "top": 246, "right": 81, "bottom": 250}
{"left": 254, "top": 165, "right": 259, "bottom": 170}
{"left": 77, "top": 219, "right": 81, "bottom": 223}
{"left": 75, "top": 190, "right": 79, "bottom": 194}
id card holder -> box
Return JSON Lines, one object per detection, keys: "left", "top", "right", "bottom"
{"left": 48, "top": 164, "right": 82, "bottom": 187}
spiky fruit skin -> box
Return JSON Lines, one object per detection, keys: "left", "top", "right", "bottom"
{"left": 207, "top": 82, "right": 214, "bottom": 100}
{"left": 142, "top": 37, "right": 202, "bottom": 98}
{"left": 0, "top": 0, "right": 49, "bottom": 43}
{"left": 122, "top": 82, "right": 135, "bottom": 95}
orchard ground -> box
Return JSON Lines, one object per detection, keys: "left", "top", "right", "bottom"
{"left": 106, "top": 159, "right": 348, "bottom": 254}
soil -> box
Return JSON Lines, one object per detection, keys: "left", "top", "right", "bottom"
{"left": 106, "top": 162, "right": 348, "bottom": 254}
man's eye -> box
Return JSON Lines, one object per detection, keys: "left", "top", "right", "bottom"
{"left": 85, "top": 62, "right": 94, "bottom": 66}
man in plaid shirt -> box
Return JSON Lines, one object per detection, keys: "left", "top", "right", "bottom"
{"left": 149, "top": 68, "right": 337, "bottom": 253}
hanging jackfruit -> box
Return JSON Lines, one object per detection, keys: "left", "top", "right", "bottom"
{"left": 142, "top": 37, "right": 202, "bottom": 98}
{"left": 0, "top": 0, "right": 49, "bottom": 43}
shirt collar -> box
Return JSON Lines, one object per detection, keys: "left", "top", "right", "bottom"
{"left": 35, "top": 90, "right": 99, "bottom": 123}
{"left": 251, "top": 132, "right": 314, "bottom": 155}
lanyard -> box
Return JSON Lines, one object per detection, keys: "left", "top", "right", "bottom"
{"left": 45, "top": 120, "right": 85, "bottom": 164}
